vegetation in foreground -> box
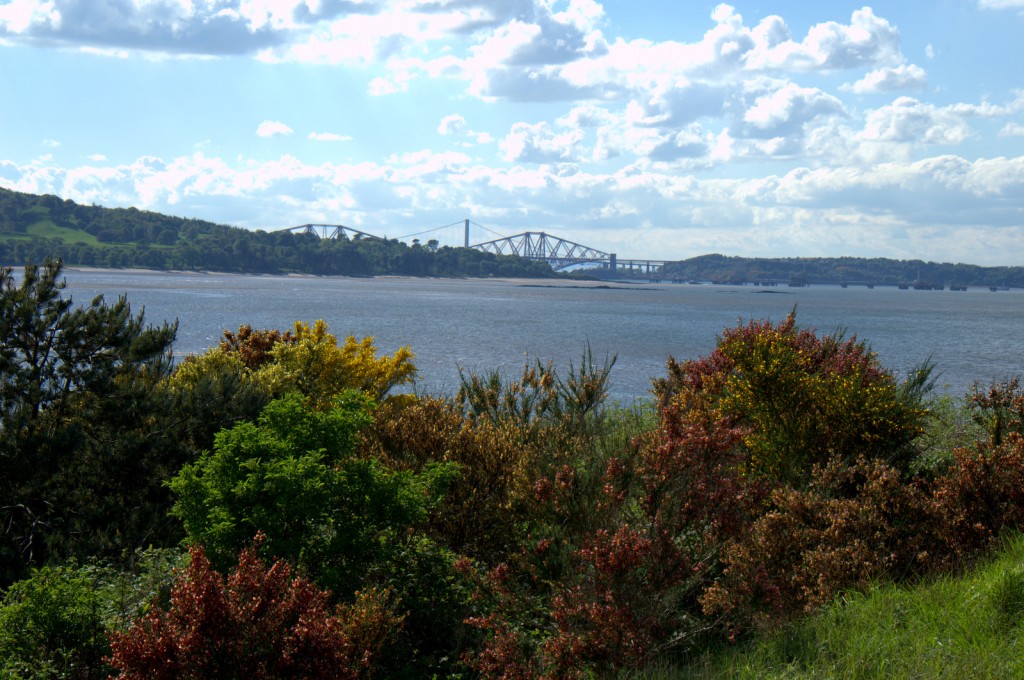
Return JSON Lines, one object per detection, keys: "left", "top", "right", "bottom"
{"left": 1, "top": 258, "right": 1023, "bottom": 678}
{"left": 679, "top": 531, "right": 1024, "bottom": 678}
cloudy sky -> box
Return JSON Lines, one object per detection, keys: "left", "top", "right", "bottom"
{"left": 2, "top": 0, "right": 1023, "bottom": 265}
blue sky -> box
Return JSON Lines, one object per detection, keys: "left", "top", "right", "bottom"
{"left": 2, "top": 1, "right": 1023, "bottom": 265}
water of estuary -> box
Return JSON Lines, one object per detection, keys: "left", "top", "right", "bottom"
{"left": 62, "top": 269, "right": 1024, "bottom": 403}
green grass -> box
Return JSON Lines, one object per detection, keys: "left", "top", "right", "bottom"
{"left": 27, "top": 220, "right": 102, "bottom": 246}
{"left": 648, "top": 532, "right": 1024, "bottom": 679}
{"left": 0, "top": 219, "right": 103, "bottom": 246}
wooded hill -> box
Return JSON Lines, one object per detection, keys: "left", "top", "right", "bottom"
{"left": 0, "top": 188, "right": 555, "bottom": 278}
{"left": 1, "top": 187, "right": 1020, "bottom": 286}
{"left": 661, "top": 253, "right": 1024, "bottom": 288}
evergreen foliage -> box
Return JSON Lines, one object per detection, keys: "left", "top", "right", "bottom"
{"left": 0, "top": 259, "right": 181, "bottom": 584}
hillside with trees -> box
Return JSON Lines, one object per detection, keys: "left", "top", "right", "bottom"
{"left": 661, "top": 253, "right": 1024, "bottom": 288}
{"left": 0, "top": 188, "right": 555, "bottom": 278}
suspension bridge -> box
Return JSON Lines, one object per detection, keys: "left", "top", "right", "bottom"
{"left": 281, "top": 219, "right": 668, "bottom": 274}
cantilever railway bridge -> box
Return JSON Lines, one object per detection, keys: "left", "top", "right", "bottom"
{"left": 281, "top": 219, "right": 668, "bottom": 274}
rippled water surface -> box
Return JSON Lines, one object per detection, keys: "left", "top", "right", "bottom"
{"left": 62, "top": 269, "right": 1024, "bottom": 402}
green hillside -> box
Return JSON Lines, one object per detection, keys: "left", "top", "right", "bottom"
{"left": 0, "top": 188, "right": 555, "bottom": 278}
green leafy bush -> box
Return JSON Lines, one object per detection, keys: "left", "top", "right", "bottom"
{"left": 0, "top": 549, "right": 184, "bottom": 680}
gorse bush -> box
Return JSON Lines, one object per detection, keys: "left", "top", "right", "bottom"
{"left": 108, "top": 542, "right": 400, "bottom": 679}
{"left": 167, "top": 319, "right": 416, "bottom": 414}
{"left": 653, "top": 312, "right": 932, "bottom": 486}
{"left": 363, "top": 396, "right": 543, "bottom": 563}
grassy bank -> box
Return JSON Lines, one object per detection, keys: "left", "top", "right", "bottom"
{"left": 663, "top": 531, "right": 1024, "bottom": 679}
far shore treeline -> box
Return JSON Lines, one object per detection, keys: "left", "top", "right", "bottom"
{"left": 2, "top": 187, "right": 1023, "bottom": 286}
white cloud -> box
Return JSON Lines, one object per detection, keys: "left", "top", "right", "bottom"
{"left": 857, "top": 93, "right": 1024, "bottom": 151}
{"left": 1000, "top": 122, "right": 1024, "bottom": 136}
{"left": 500, "top": 121, "right": 584, "bottom": 163}
{"left": 256, "top": 120, "right": 293, "bottom": 138}
{"left": 842, "top": 64, "right": 927, "bottom": 93}
{"left": 0, "top": 0, "right": 60, "bottom": 34}
{"left": 438, "top": 114, "right": 492, "bottom": 145}
{"left": 87, "top": 153, "right": 108, "bottom": 162}
{"left": 438, "top": 114, "right": 468, "bottom": 136}
{"left": 741, "top": 81, "right": 845, "bottom": 137}
{"left": 368, "top": 76, "right": 404, "bottom": 96}
{"left": 308, "top": 132, "right": 352, "bottom": 142}
{"left": 860, "top": 98, "right": 972, "bottom": 146}
{"left": 740, "top": 6, "right": 903, "bottom": 71}
{"left": 42, "top": 138, "right": 60, "bottom": 147}
{"left": 978, "top": 0, "right": 1024, "bottom": 9}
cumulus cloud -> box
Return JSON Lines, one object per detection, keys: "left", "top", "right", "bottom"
{"left": 500, "top": 121, "right": 584, "bottom": 162}
{"left": 743, "top": 7, "right": 903, "bottom": 71}
{"left": 858, "top": 93, "right": 1024, "bottom": 151}
{"left": 438, "top": 114, "right": 493, "bottom": 145}
{"left": 257, "top": 121, "right": 294, "bottom": 138}
{"left": 740, "top": 81, "right": 846, "bottom": 138}
{"left": 842, "top": 64, "right": 928, "bottom": 93}
{"left": 308, "top": 132, "right": 353, "bottom": 142}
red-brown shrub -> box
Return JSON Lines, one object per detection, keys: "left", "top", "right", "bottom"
{"left": 219, "top": 324, "right": 296, "bottom": 369}
{"left": 107, "top": 541, "right": 400, "bottom": 679}
{"left": 702, "top": 457, "right": 937, "bottom": 633}
{"left": 933, "top": 433, "right": 1024, "bottom": 560}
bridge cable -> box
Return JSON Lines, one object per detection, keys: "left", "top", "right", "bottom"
{"left": 393, "top": 220, "right": 466, "bottom": 241}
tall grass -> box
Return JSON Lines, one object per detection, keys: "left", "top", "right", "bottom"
{"left": 647, "top": 532, "right": 1024, "bottom": 679}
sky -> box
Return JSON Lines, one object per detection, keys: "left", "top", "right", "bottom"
{"left": 2, "top": 1, "right": 1024, "bottom": 265}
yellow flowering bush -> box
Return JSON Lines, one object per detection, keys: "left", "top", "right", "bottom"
{"left": 654, "top": 312, "right": 931, "bottom": 486}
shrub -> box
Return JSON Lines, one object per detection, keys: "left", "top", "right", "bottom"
{"left": 932, "top": 433, "right": 1024, "bottom": 560}
{"left": 0, "top": 564, "right": 110, "bottom": 679}
{"left": 169, "top": 393, "right": 453, "bottom": 595}
{"left": 108, "top": 542, "right": 400, "bottom": 679}
{"left": 255, "top": 319, "right": 416, "bottom": 407}
{"left": 219, "top": 323, "right": 296, "bottom": 370}
{"left": 363, "top": 396, "right": 543, "bottom": 564}
{"left": 702, "top": 456, "right": 937, "bottom": 632}
{"left": 652, "top": 312, "right": 931, "bottom": 487}
{"left": 968, "top": 377, "right": 1024, "bottom": 449}
{"left": 0, "top": 549, "right": 184, "bottom": 680}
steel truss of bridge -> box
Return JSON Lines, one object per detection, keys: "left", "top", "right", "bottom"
{"left": 278, "top": 224, "right": 667, "bottom": 273}
{"left": 472, "top": 232, "right": 668, "bottom": 273}
{"left": 283, "top": 224, "right": 384, "bottom": 241}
